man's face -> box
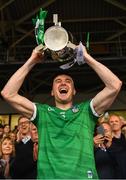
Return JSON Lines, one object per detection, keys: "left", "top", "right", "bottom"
{"left": 18, "top": 117, "right": 30, "bottom": 135}
{"left": 109, "top": 115, "right": 122, "bottom": 132}
{"left": 51, "top": 74, "right": 76, "bottom": 104}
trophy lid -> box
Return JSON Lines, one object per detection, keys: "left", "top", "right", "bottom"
{"left": 44, "top": 25, "right": 68, "bottom": 51}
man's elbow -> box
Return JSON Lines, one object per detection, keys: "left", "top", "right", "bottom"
{"left": 1, "top": 89, "right": 8, "bottom": 100}
{"left": 1, "top": 89, "right": 14, "bottom": 101}
{"left": 113, "top": 79, "right": 122, "bottom": 93}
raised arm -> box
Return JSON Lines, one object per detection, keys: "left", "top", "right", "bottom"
{"left": 1, "top": 48, "right": 44, "bottom": 119}
{"left": 83, "top": 46, "right": 122, "bottom": 115}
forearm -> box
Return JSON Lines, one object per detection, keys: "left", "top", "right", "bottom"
{"left": 85, "top": 54, "right": 122, "bottom": 90}
{"left": 1, "top": 49, "right": 43, "bottom": 118}
{"left": 84, "top": 52, "right": 122, "bottom": 115}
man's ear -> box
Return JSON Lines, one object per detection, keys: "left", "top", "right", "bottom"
{"left": 73, "top": 88, "right": 76, "bottom": 95}
{"left": 51, "top": 89, "right": 54, "bottom": 96}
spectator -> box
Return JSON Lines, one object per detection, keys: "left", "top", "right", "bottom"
{"left": 3, "top": 124, "right": 10, "bottom": 138}
{"left": 9, "top": 131, "right": 17, "bottom": 143}
{"left": 10, "top": 116, "right": 37, "bottom": 179}
{"left": 121, "top": 124, "right": 126, "bottom": 139}
{"left": 0, "top": 124, "right": 4, "bottom": 140}
{"left": 119, "top": 115, "right": 126, "bottom": 125}
{"left": 108, "top": 114, "right": 126, "bottom": 178}
{"left": 94, "top": 122, "right": 116, "bottom": 179}
{"left": 0, "top": 136, "right": 15, "bottom": 179}
{"left": 30, "top": 123, "right": 38, "bottom": 143}
{"left": 30, "top": 123, "right": 38, "bottom": 161}
{"left": 109, "top": 114, "right": 124, "bottom": 139}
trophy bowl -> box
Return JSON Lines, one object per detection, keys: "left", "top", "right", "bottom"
{"left": 44, "top": 25, "right": 69, "bottom": 51}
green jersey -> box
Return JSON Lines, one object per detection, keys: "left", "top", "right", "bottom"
{"left": 33, "top": 100, "right": 98, "bottom": 179}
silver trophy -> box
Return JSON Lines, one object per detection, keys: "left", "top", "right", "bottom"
{"left": 35, "top": 14, "right": 85, "bottom": 69}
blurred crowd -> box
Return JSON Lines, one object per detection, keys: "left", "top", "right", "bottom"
{"left": 94, "top": 113, "right": 126, "bottom": 179}
{"left": 0, "top": 116, "right": 38, "bottom": 179}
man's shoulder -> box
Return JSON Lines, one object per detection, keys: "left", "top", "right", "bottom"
{"left": 35, "top": 102, "right": 50, "bottom": 109}
{"left": 79, "top": 100, "right": 91, "bottom": 109}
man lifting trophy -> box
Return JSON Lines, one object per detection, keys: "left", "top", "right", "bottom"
{"left": 1, "top": 8, "right": 122, "bottom": 180}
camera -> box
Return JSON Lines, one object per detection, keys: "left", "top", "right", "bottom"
{"left": 97, "top": 125, "right": 105, "bottom": 136}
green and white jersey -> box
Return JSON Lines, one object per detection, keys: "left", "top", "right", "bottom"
{"left": 32, "top": 100, "right": 99, "bottom": 179}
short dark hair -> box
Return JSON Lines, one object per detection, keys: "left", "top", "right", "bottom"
{"left": 51, "top": 72, "right": 75, "bottom": 86}
{"left": 18, "top": 115, "right": 29, "bottom": 124}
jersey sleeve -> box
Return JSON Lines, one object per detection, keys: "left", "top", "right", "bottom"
{"left": 30, "top": 103, "right": 37, "bottom": 121}
{"left": 90, "top": 99, "right": 103, "bottom": 117}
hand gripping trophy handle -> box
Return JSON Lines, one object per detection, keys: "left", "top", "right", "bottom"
{"left": 34, "top": 44, "right": 46, "bottom": 54}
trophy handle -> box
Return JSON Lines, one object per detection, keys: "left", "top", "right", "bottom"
{"left": 67, "top": 41, "right": 76, "bottom": 49}
{"left": 34, "top": 44, "right": 47, "bottom": 53}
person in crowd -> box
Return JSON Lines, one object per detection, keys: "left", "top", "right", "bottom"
{"left": 121, "top": 124, "right": 126, "bottom": 139}
{"left": 119, "top": 115, "right": 126, "bottom": 125}
{"left": 30, "top": 123, "right": 38, "bottom": 143}
{"left": 9, "top": 130, "right": 17, "bottom": 143}
{"left": 0, "top": 124, "right": 4, "bottom": 140}
{"left": 94, "top": 122, "right": 116, "bottom": 179}
{"left": 30, "top": 123, "right": 38, "bottom": 161}
{"left": 9, "top": 116, "right": 37, "bottom": 179}
{"left": 108, "top": 114, "right": 126, "bottom": 178}
{"left": 1, "top": 44, "right": 122, "bottom": 179}
{"left": 109, "top": 114, "right": 125, "bottom": 141}
{"left": 119, "top": 115, "right": 126, "bottom": 139}
{"left": 16, "top": 116, "right": 31, "bottom": 142}
{"left": 3, "top": 124, "right": 10, "bottom": 138}
{"left": 0, "top": 136, "right": 15, "bottom": 179}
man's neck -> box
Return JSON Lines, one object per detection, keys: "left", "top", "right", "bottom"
{"left": 56, "top": 102, "right": 73, "bottom": 110}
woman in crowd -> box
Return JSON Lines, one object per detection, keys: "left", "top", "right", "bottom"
{"left": 9, "top": 131, "right": 17, "bottom": 143}
{"left": 0, "top": 136, "right": 15, "bottom": 179}
{"left": 3, "top": 125, "right": 10, "bottom": 138}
